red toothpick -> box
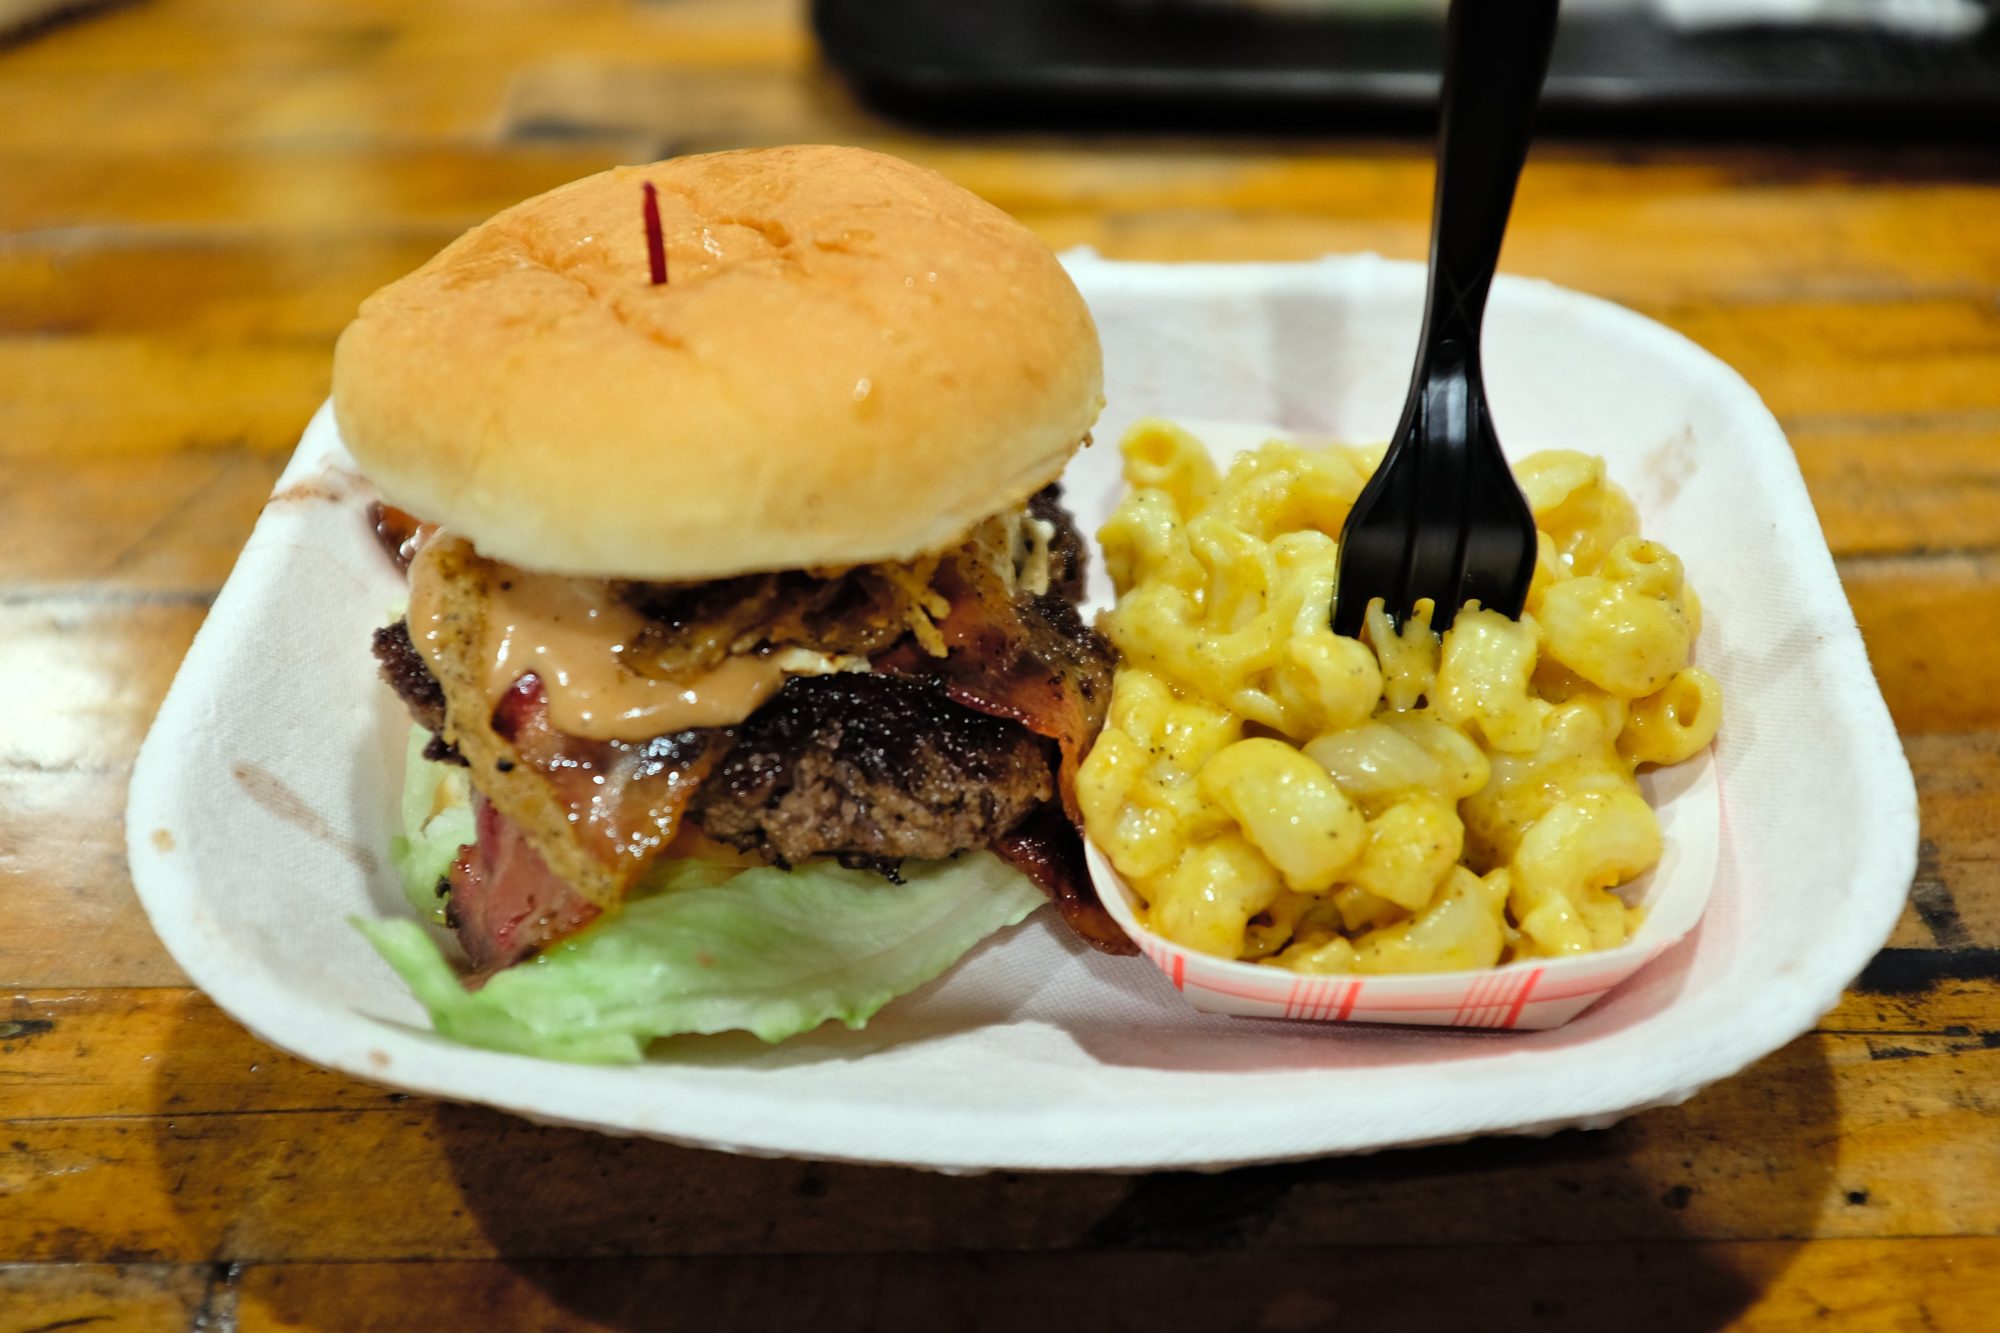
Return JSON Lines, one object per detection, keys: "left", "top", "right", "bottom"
{"left": 641, "top": 181, "right": 668, "bottom": 286}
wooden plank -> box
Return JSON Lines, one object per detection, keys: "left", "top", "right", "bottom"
{"left": 15, "top": 223, "right": 2000, "bottom": 418}
{"left": 3, "top": 19, "right": 2000, "bottom": 342}
{"left": 3, "top": 0, "right": 802, "bottom": 77}
{"left": 1, "top": 989, "right": 369, "bottom": 1120}
{"left": 5, "top": 1241, "right": 1996, "bottom": 1332}
{"left": 0, "top": 61, "right": 513, "bottom": 151}
{"left": 1894, "top": 732, "right": 2000, "bottom": 952}
{"left": 1501, "top": 171, "right": 2000, "bottom": 304}
{"left": 1655, "top": 300, "right": 2000, "bottom": 422}
{"left": 5, "top": 142, "right": 1996, "bottom": 312}
{"left": 0, "top": 1262, "right": 205, "bottom": 1333}
{"left": 1, "top": 330, "right": 1988, "bottom": 573}
{"left": 0, "top": 452, "right": 281, "bottom": 590}
{"left": 1909, "top": 732, "right": 2000, "bottom": 864}
{"left": 0, "top": 236, "right": 446, "bottom": 340}
{"left": 0, "top": 4, "right": 798, "bottom": 158}
{"left": 3, "top": 314, "right": 1992, "bottom": 584}
{"left": 1002, "top": 192, "right": 2000, "bottom": 311}
{"left": 0, "top": 977, "right": 1994, "bottom": 1263}
{"left": 9, "top": 296, "right": 1997, "bottom": 459}
{"left": 0, "top": 336, "right": 328, "bottom": 459}
{"left": 9, "top": 401, "right": 1980, "bottom": 591}
{"left": 223, "top": 1241, "right": 2000, "bottom": 1332}
{"left": 0, "top": 594, "right": 213, "bottom": 989}
{"left": 1841, "top": 555, "right": 2000, "bottom": 734}
{"left": 0, "top": 145, "right": 627, "bottom": 235}
{"left": 3, "top": 973, "right": 1977, "bottom": 1123}
{"left": 0, "top": 772, "right": 187, "bottom": 988}
{"left": 939, "top": 148, "right": 2000, "bottom": 309}
{"left": 7, "top": 1, "right": 804, "bottom": 79}
{"left": 0, "top": 55, "right": 830, "bottom": 153}
{"left": 1791, "top": 417, "right": 2000, "bottom": 558}
{"left": 1885, "top": 850, "right": 1999, "bottom": 951}
{"left": 0, "top": 600, "right": 205, "bottom": 773}
{"left": 498, "top": 59, "right": 874, "bottom": 150}
{"left": 19, "top": 166, "right": 2000, "bottom": 320}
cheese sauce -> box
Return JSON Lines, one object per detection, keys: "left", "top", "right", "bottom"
{"left": 407, "top": 540, "right": 787, "bottom": 741}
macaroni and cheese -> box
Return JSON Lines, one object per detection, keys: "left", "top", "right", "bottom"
{"left": 1077, "top": 421, "right": 1721, "bottom": 975}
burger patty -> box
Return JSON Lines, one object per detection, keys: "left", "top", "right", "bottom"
{"left": 372, "top": 621, "right": 463, "bottom": 765}
{"left": 690, "top": 673, "right": 1055, "bottom": 869}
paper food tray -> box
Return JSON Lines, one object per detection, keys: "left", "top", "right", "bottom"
{"left": 1079, "top": 418, "right": 1720, "bottom": 1031}
{"left": 126, "top": 254, "right": 1914, "bottom": 1171}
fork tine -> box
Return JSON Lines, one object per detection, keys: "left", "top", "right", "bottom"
{"left": 1329, "top": 0, "right": 1555, "bottom": 643}
{"left": 1331, "top": 357, "right": 1536, "bottom": 639}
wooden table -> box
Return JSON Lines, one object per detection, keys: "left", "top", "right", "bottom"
{"left": 4, "top": 0, "right": 1997, "bottom": 1327}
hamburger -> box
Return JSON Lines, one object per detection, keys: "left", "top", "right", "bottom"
{"left": 337, "top": 146, "right": 1132, "bottom": 1062}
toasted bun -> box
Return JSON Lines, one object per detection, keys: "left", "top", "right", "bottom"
{"left": 332, "top": 146, "right": 1102, "bottom": 579}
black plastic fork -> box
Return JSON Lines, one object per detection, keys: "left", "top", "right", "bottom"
{"left": 1331, "top": 0, "right": 1561, "bottom": 639}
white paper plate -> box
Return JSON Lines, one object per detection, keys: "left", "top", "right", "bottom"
{"left": 127, "top": 255, "right": 1915, "bottom": 1172}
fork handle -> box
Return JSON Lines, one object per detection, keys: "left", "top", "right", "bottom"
{"left": 1420, "top": 0, "right": 1561, "bottom": 355}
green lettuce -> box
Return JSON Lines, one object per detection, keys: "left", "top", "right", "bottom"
{"left": 359, "top": 732, "right": 1044, "bottom": 1063}
{"left": 389, "top": 726, "right": 475, "bottom": 924}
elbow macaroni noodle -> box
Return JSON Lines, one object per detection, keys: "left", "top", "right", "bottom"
{"left": 1078, "top": 421, "right": 1722, "bottom": 974}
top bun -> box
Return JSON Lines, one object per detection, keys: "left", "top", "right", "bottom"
{"left": 333, "top": 145, "right": 1103, "bottom": 580}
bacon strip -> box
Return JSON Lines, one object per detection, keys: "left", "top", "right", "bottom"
{"left": 873, "top": 554, "right": 1127, "bottom": 952}
{"left": 875, "top": 562, "right": 1112, "bottom": 826}
{"left": 409, "top": 531, "right": 728, "bottom": 911}
{"left": 993, "top": 804, "right": 1137, "bottom": 956}
{"left": 487, "top": 675, "right": 722, "bottom": 897}
{"left": 442, "top": 678, "right": 717, "bottom": 972}
{"left": 446, "top": 796, "right": 600, "bottom": 976}
{"left": 367, "top": 501, "right": 436, "bottom": 572}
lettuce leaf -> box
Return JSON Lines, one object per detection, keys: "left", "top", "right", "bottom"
{"left": 359, "top": 734, "right": 1045, "bottom": 1062}
{"left": 389, "top": 726, "right": 474, "bottom": 924}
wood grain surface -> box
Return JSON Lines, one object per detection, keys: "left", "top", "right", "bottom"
{"left": 3, "top": 0, "right": 1995, "bottom": 1328}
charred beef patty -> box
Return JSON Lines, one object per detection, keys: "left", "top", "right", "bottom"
{"left": 690, "top": 672, "right": 1054, "bottom": 868}
{"left": 372, "top": 621, "right": 462, "bottom": 765}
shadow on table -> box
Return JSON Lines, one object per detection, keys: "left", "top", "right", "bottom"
{"left": 173, "top": 1029, "right": 1835, "bottom": 1331}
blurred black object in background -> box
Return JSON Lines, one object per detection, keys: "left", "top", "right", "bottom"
{"left": 814, "top": 0, "right": 2000, "bottom": 137}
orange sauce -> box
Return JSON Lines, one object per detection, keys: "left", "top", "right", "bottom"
{"left": 407, "top": 539, "right": 786, "bottom": 741}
